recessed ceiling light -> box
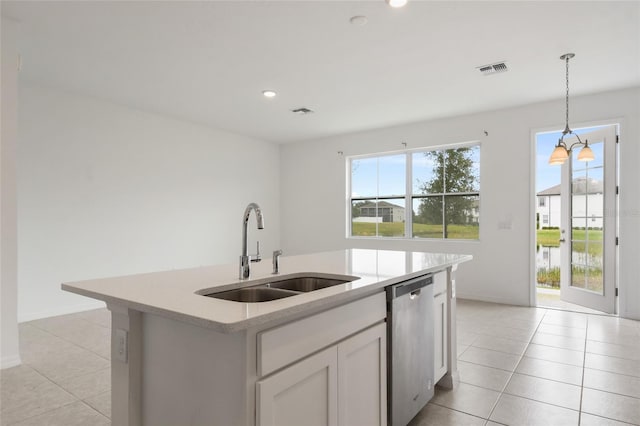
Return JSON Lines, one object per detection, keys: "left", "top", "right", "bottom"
{"left": 386, "top": 0, "right": 408, "bottom": 8}
{"left": 262, "top": 90, "right": 277, "bottom": 98}
{"left": 350, "top": 15, "right": 368, "bottom": 26}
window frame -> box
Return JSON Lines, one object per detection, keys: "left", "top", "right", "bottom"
{"left": 347, "top": 141, "right": 481, "bottom": 241}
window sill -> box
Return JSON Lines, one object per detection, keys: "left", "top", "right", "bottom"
{"left": 347, "top": 236, "right": 481, "bottom": 243}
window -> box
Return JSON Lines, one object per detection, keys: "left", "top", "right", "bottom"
{"left": 539, "top": 197, "right": 546, "bottom": 207}
{"left": 350, "top": 154, "right": 406, "bottom": 237}
{"left": 543, "top": 214, "right": 549, "bottom": 224}
{"left": 349, "top": 144, "right": 480, "bottom": 239}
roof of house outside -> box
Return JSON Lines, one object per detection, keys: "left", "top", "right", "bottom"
{"left": 359, "top": 200, "right": 405, "bottom": 209}
{"left": 537, "top": 184, "right": 561, "bottom": 196}
{"left": 537, "top": 177, "right": 603, "bottom": 196}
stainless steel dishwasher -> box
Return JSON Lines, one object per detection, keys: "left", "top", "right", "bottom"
{"left": 387, "top": 274, "right": 434, "bottom": 426}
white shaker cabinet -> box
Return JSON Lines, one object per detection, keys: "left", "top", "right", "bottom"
{"left": 257, "top": 321, "right": 386, "bottom": 426}
{"left": 257, "top": 346, "right": 338, "bottom": 426}
{"left": 256, "top": 292, "right": 387, "bottom": 426}
{"left": 338, "top": 322, "right": 387, "bottom": 426}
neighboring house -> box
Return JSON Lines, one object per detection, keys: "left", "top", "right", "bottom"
{"left": 536, "top": 177, "right": 604, "bottom": 229}
{"left": 467, "top": 199, "right": 480, "bottom": 225}
{"left": 355, "top": 200, "right": 478, "bottom": 225}
{"left": 537, "top": 184, "right": 562, "bottom": 228}
{"left": 355, "top": 201, "right": 405, "bottom": 223}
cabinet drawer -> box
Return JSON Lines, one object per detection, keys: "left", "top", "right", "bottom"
{"left": 433, "top": 271, "right": 447, "bottom": 296}
{"left": 258, "top": 292, "right": 386, "bottom": 377}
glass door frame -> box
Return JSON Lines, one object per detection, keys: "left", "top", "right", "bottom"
{"left": 559, "top": 126, "right": 617, "bottom": 313}
{"left": 530, "top": 122, "right": 619, "bottom": 314}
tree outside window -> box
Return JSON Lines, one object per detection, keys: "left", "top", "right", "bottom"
{"left": 413, "top": 147, "right": 480, "bottom": 239}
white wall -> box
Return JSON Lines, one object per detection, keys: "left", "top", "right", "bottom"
{"left": 1, "top": 17, "right": 22, "bottom": 368}
{"left": 17, "top": 84, "right": 281, "bottom": 321}
{"left": 280, "top": 88, "right": 640, "bottom": 320}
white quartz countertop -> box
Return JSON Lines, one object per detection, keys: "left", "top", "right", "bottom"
{"left": 62, "top": 249, "right": 472, "bottom": 333}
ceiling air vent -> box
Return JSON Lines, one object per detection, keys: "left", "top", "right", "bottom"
{"left": 477, "top": 61, "right": 508, "bottom": 75}
{"left": 291, "top": 107, "right": 314, "bottom": 115}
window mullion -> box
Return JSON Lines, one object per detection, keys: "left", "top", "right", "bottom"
{"left": 406, "top": 152, "right": 412, "bottom": 238}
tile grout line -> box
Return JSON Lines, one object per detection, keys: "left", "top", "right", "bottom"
{"left": 577, "top": 314, "right": 589, "bottom": 425}
{"left": 580, "top": 364, "right": 640, "bottom": 380}
{"left": 427, "top": 400, "right": 494, "bottom": 424}
{"left": 3, "top": 400, "right": 80, "bottom": 426}
{"left": 538, "top": 304, "right": 614, "bottom": 317}
{"left": 579, "top": 385, "right": 640, "bottom": 403}
{"left": 585, "top": 336, "right": 640, "bottom": 349}
{"left": 501, "top": 369, "right": 581, "bottom": 388}
{"left": 525, "top": 341, "right": 586, "bottom": 353}
{"left": 3, "top": 400, "right": 110, "bottom": 426}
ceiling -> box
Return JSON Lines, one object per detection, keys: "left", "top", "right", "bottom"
{"left": 2, "top": 1, "right": 639, "bottom": 143}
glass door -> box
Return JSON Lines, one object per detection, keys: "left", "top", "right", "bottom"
{"left": 560, "top": 126, "right": 617, "bottom": 313}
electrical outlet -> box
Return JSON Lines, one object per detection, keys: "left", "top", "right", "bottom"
{"left": 115, "top": 328, "right": 128, "bottom": 363}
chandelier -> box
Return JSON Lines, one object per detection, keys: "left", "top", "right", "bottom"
{"left": 548, "top": 53, "right": 594, "bottom": 166}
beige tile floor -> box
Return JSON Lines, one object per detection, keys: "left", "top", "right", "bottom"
{"left": 2, "top": 300, "right": 639, "bottom": 425}
{"left": 414, "top": 300, "right": 640, "bottom": 426}
{"left": 1, "top": 310, "right": 111, "bottom": 426}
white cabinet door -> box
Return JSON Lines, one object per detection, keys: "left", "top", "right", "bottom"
{"left": 433, "top": 292, "right": 448, "bottom": 383}
{"left": 337, "top": 323, "right": 387, "bottom": 426}
{"left": 257, "top": 346, "right": 338, "bottom": 426}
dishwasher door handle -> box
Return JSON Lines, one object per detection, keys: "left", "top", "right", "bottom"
{"left": 388, "top": 274, "right": 433, "bottom": 299}
{"left": 409, "top": 289, "right": 421, "bottom": 299}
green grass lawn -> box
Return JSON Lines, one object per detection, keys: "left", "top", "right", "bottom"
{"left": 352, "top": 222, "right": 479, "bottom": 239}
{"left": 536, "top": 228, "right": 603, "bottom": 255}
{"left": 536, "top": 229, "right": 562, "bottom": 246}
{"left": 351, "top": 223, "right": 600, "bottom": 248}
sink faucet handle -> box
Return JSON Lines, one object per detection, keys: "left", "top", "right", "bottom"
{"left": 272, "top": 250, "right": 283, "bottom": 274}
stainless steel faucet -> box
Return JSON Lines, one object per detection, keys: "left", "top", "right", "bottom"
{"left": 239, "top": 203, "right": 264, "bottom": 279}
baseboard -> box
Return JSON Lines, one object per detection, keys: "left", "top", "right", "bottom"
{"left": 618, "top": 309, "right": 640, "bottom": 321}
{"left": 1, "top": 354, "right": 22, "bottom": 370}
{"left": 456, "top": 292, "right": 529, "bottom": 307}
{"left": 18, "top": 300, "right": 107, "bottom": 323}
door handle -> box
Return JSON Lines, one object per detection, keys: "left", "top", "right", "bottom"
{"left": 559, "top": 238, "right": 566, "bottom": 243}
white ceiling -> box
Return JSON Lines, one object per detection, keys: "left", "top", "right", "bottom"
{"left": 2, "top": 1, "right": 639, "bottom": 143}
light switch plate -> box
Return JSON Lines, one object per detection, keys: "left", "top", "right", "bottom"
{"left": 115, "top": 328, "right": 128, "bottom": 363}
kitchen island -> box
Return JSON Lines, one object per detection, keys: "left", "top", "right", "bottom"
{"left": 63, "top": 249, "right": 471, "bottom": 426}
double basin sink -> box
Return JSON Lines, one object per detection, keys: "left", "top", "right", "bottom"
{"left": 202, "top": 275, "right": 357, "bottom": 303}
